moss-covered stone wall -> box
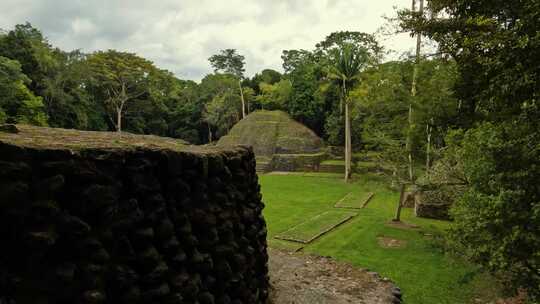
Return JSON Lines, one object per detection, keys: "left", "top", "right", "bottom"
{"left": 269, "top": 153, "right": 326, "bottom": 172}
{"left": 414, "top": 190, "right": 452, "bottom": 220}
{"left": 0, "top": 125, "right": 269, "bottom": 304}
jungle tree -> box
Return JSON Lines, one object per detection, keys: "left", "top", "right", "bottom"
{"left": 400, "top": 0, "right": 540, "bottom": 297}
{"left": 87, "top": 50, "right": 156, "bottom": 132}
{"left": 208, "top": 49, "right": 247, "bottom": 119}
{"left": 327, "top": 43, "right": 371, "bottom": 182}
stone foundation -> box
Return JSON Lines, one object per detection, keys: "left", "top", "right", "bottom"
{"left": 268, "top": 153, "right": 326, "bottom": 172}
{"left": 0, "top": 125, "right": 269, "bottom": 304}
{"left": 414, "top": 191, "right": 452, "bottom": 220}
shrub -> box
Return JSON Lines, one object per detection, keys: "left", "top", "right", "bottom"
{"left": 447, "top": 123, "right": 540, "bottom": 298}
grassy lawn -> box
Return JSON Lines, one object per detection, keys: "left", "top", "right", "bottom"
{"left": 260, "top": 173, "right": 498, "bottom": 304}
{"left": 275, "top": 210, "right": 357, "bottom": 243}
{"left": 334, "top": 191, "right": 374, "bottom": 209}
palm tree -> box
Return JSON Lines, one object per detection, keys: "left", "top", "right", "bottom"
{"left": 327, "top": 43, "right": 369, "bottom": 182}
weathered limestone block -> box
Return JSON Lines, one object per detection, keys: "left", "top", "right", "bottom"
{"left": 0, "top": 124, "right": 269, "bottom": 304}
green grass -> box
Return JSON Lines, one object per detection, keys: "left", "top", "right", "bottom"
{"left": 334, "top": 191, "right": 374, "bottom": 209}
{"left": 301, "top": 172, "right": 343, "bottom": 178}
{"left": 265, "top": 171, "right": 344, "bottom": 179}
{"left": 260, "top": 173, "right": 499, "bottom": 304}
{"left": 275, "top": 210, "right": 357, "bottom": 243}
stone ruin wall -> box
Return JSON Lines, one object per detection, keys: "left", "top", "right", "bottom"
{"left": 0, "top": 141, "right": 269, "bottom": 304}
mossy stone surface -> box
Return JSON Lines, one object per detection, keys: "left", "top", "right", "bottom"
{"left": 217, "top": 110, "right": 323, "bottom": 157}
{"left": 217, "top": 111, "right": 325, "bottom": 172}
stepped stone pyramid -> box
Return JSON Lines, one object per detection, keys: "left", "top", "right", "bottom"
{"left": 218, "top": 110, "right": 325, "bottom": 172}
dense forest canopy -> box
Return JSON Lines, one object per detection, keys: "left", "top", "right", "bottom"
{"left": 399, "top": 0, "right": 540, "bottom": 298}
{"left": 0, "top": 23, "right": 453, "bottom": 149}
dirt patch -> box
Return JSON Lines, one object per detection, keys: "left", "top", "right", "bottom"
{"left": 268, "top": 249, "right": 402, "bottom": 304}
{"left": 377, "top": 236, "right": 408, "bottom": 249}
{"left": 386, "top": 220, "right": 420, "bottom": 230}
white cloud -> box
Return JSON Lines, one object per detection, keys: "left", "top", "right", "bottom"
{"left": 70, "top": 18, "right": 97, "bottom": 36}
{"left": 0, "top": 0, "right": 415, "bottom": 81}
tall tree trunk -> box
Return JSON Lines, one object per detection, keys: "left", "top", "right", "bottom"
{"left": 344, "top": 100, "right": 352, "bottom": 182}
{"left": 342, "top": 79, "right": 352, "bottom": 182}
{"left": 391, "top": 168, "right": 397, "bottom": 188}
{"left": 116, "top": 102, "right": 124, "bottom": 132}
{"left": 425, "top": 122, "right": 432, "bottom": 180}
{"left": 407, "top": 0, "right": 424, "bottom": 183}
{"left": 406, "top": 102, "right": 414, "bottom": 182}
{"left": 116, "top": 83, "right": 127, "bottom": 132}
{"left": 208, "top": 123, "right": 213, "bottom": 142}
{"left": 393, "top": 183, "right": 406, "bottom": 222}
{"left": 116, "top": 108, "right": 122, "bottom": 132}
{"left": 238, "top": 80, "right": 246, "bottom": 119}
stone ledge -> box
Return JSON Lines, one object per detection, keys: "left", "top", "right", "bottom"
{"left": 0, "top": 124, "right": 251, "bottom": 155}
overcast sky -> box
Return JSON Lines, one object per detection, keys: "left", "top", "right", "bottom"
{"left": 0, "top": 0, "right": 414, "bottom": 81}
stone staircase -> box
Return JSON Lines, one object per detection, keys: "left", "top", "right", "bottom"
{"left": 256, "top": 161, "right": 271, "bottom": 173}
{"left": 318, "top": 163, "right": 344, "bottom": 173}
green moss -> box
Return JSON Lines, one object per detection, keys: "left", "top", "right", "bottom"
{"left": 0, "top": 124, "right": 196, "bottom": 152}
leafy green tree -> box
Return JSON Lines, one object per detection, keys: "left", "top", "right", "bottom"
{"left": 0, "top": 23, "right": 207, "bottom": 143}
{"left": 281, "top": 48, "right": 330, "bottom": 135}
{"left": 354, "top": 61, "right": 411, "bottom": 156}
{"left": 400, "top": 0, "right": 540, "bottom": 297}
{"left": 0, "top": 23, "right": 56, "bottom": 96}
{"left": 0, "top": 24, "right": 108, "bottom": 131}
{"left": 167, "top": 79, "right": 205, "bottom": 143}
{"left": 0, "top": 56, "right": 48, "bottom": 126}
{"left": 327, "top": 43, "right": 371, "bottom": 182}
{"left": 129, "top": 68, "right": 183, "bottom": 136}
{"left": 199, "top": 73, "right": 241, "bottom": 141}
{"left": 448, "top": 124, "right": 540, "bottom": 298}
{"left": 247, "top": 69, "right": 282, "bottom": 94}
{"left": 0, "top": 108, "right": 6, "bottom": 124}
{"left": 315, "top": 31, "right": 383, "bottom": 62}
{"left": 255, "top": 79, "right": 292, "bottom": 110}
{"left": 282, "top": 31, "right": 382, "bottom": 143}
{"left": 354, "top": 58, "right": 458, "bottom": 199}
{"left": 41, "top": 50, "right": 107, "bottom": 130}
{"left": 208, "top": 49, "right": 248, "bottom": 118}
{"left": 414, "top": 59, "right": 458, "bottom": 175}
{"left": 286, "top": 62, "right": 327, "bottom": 134}
{"left": 87, "top": 50, "right": 156, "bottom": 132}
{"left": 281, "top": 49, "right": 315, "bottom": 74}
{"left": 242, "top": 86, "right": 255, "bottom": 113}
{"left": 203, "top": 92, "right": 241, "bottom": 140}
